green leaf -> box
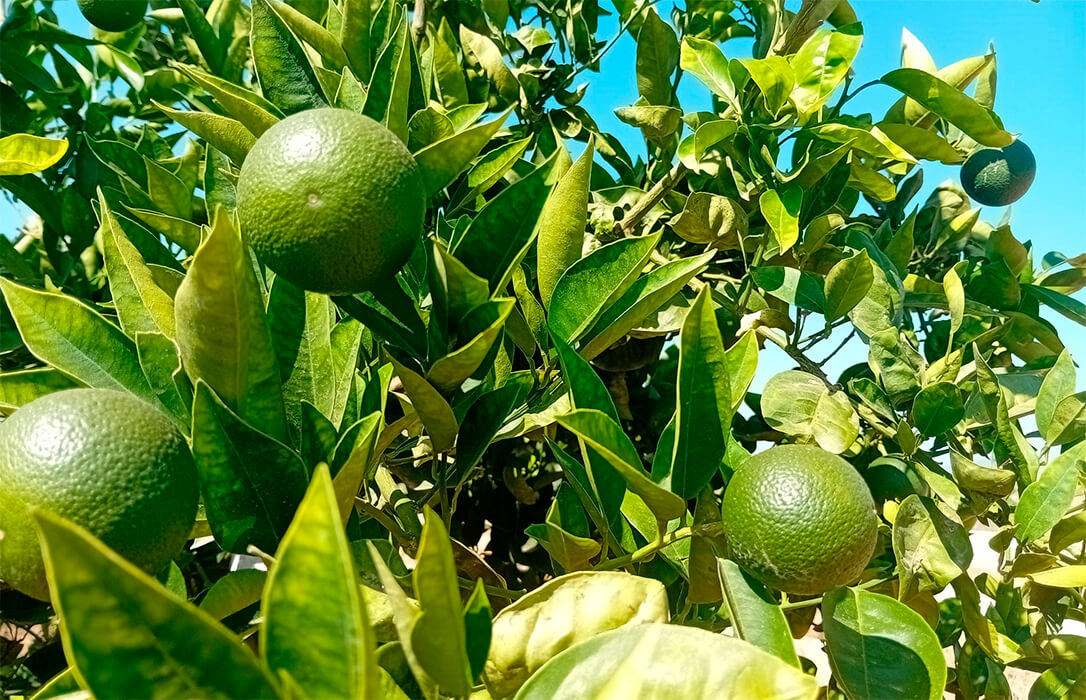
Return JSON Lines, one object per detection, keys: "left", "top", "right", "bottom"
{"left": 669, "top": 286, "right": 732, "bottom": 498}
{"left": 175, "top": 210, "right": 288, "bottom": 443}
{"left": 761, "top": 370, "right": 859, "bottom": 453}
{"left": 453, "top": 376, "right": 532, "bottom": 484}
{"left": 1016, "top": 441, "right": 1086, "bottom": 543}
{"left": 877, "top": 123, "right": 962, "bottom": 164}
{"left": 251, "top": 0, "right": 328, "bottom": 114}
{"left": 0, "top": 278, "right": 156, "bottom": 404}
{"left": 0, "top": 368, "right": 78, "bottom": 414}
{"left": 362, "top": 11, "right": 411, "bottom": 141}
{"left": 636, "top": 10, "right": 679, "bottom": 106}
{"left": 0, "top": 134, "right": 67, "bottom": 175}
{"left": 99, "top": 192, "right": 176, "bottom": 340}
{"left": 822, "top": 587, "right": 947, "bottom": 700}
{"left": 415, "top": 111, "right": 510, "bottom": 198}
{"left": 330, "top": 412, "right": 382, "bottom": 523}
{"left": 459, "top": 26, "right": 519, "bottom": 105}
{"left": 548, "top": 233, "right": 660, "bottom": 342}
{"left": 177, "top": 0, "right": 226, "bottom": 74}
{"left": 718, "top": 558, "right": 800, "bottom": 667}
{"left": 911, "top": 382, "right": 964, "bottom": 437}
{"left": 199, "top": 569, "right": 267, "bottom": 620}
{"left": 556, "top": 409, "right": 686, "bottom": 521}
{"left": 880, "top": 69, "right": 1012, "bottom": 147}
{"left": 153, "top": 104, "right": 255, "bottom": 165}
{"left": 892, "top": 495, "right": 972, "bottom": 597}
{"left": 135, "top": 332, "right": 192, "bottom": 430}
{"left": 790, "top": 24, "right": 864, "bottom": 116}
{"left": 427, "top": 299, "right": 514, "bottom": 393}
{"left": 263, "top": 464, "right": 378, "bottom": 700}
{"left": 191, "top": 381, "right": 309, "bottom": 553}
{"left": 451, "top": 156, "right": 555, "bottom": 292}
{"left": 1026, "top": 565, "right": 1086, "bottom": 588}
{"left": 537, "top": 138, "right": 594, "bottom": 308}
{"left": 270, "top": 0, "right": 349, "bottom": 69}
{"left": 949, "top": 451, "right": 1015, "bottom": 497}
{"left": 267, "top": 277, "right": 336, "bottom": 434}
{"left": 580, "top": 252, "right": 714, "bottom": 360}
{"left": 759, "top": 187, "right": 802, "bottom": 254}
{"left": 670, "top": 192, "right": 747, "bottom": 244}
{"left": 1033, "top": 347, "right": 1077, "bottom": 436}
{"left": 388, "top": 355, "right": 458, "bottom": 452}
{"left": 724, "top": 331, "right": 758, "bottom": 411}
{"left": 751, "top": 266, "right": 825, "bottom": 312}
{"left": 738, "top": 56, "right": 794, "bottom": 115}
{"left": 515, "top": 623, "right": 818, "bottom": 700}
{"left": 410, "top": 509, "right": 473, "bottom": 697}
{"left": 368, "top": 546, "right": 437, "bottom": 699}
{"left": 525, "top": 521, "right": 601, "bottom": 572}
{"left": 614, "top": 102, "right": 682, "bottom": 143}
{"left": 1045, "top": 392, "right": 1086, "bottom": 446}
{"left": 463, "top": 579, "right": 493, "bottom": 681}
{"left": 483, "top": 571, "right": 668, "bottom": 698}
{"left": 174, "top": 64, "right": 283, "bottom": 136}
{"left": 34, "top": 511, "right": 280, "bottom": 700}
{"left": 824, "top": 249, "right": 874, "bottom": 321}
{"left": 680, "top": 37, "right": 736, "bottom": 107}
{"left": 1024, "top": 283, "right": 1086, "bottom": 327}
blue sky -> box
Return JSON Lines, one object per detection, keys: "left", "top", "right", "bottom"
{"left": 6, "top": 0, "right": 1085, "bottom": 383}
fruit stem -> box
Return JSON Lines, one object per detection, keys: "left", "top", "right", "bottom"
{"left": 593, "top": 526, "right": 694, "bottom": 571}
{"left": 778, "top": 576, "right": 892, "bottom": 611}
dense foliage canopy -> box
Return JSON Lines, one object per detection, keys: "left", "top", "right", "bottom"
{"left": 2, "top": 0, "right": 1085, "bottom": 697}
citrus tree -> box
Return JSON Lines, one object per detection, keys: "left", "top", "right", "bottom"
{"left": 2, "top": 0, "right": 1085, "bottom": 697}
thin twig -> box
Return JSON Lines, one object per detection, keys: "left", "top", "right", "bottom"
{"left": 613, "top": 162, "right": 690, "bottom": 238}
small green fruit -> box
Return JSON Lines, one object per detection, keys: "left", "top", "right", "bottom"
{"left": 960, "top": 139, "right": 1036, "bottom": 207}
{"left": 77, "top": 0, "right": 147, "bottom": 32}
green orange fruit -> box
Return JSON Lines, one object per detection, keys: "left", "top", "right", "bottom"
{"left": 77, "top": 0, "right": 147, "bottom": 32}
{"left": 720, "top": 445, "right": 878, "bottom": 595}
{"left": 0, "top": 389, "right": 198, "bottom": 600}
{"left": 237, "top": 108, "right": 425, "bottom": 295}
{"left": 960, "top": 139, "right": 1036, "bottom": 207}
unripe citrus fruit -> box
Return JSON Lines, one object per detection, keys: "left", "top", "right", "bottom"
{"left": 0, "top": 389, "right": 198, "bottom": 601}
{"left": 960, "top": 139, "right": 1036, "bottom": 207}
{"left": 77, "top": 0, "right": 147, "bottom": 32}
{"left": 720, "top": 445, "right": 878, "bottom": 595}
{"left": 237, "top": 109, "right": 425, "bottom": 295}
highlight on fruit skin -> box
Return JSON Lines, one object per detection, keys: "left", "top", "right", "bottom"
{"left": 720, "top": 444, "right": 879, "bottom": 595}
{"left": 960, "top": 139, "right": 1036, "bottom": 207}
{"left": 236, "top": 108, "right": 425, "bottom": 296}
{"left": 0, "top": 389, "right": 199, "bottom": 601}
{"left": 77, "top": 0, "right": 148, "bottom": 32}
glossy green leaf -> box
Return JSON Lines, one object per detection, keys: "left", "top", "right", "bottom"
{"left": 515, "top": 623, "right": 818, "bottom": 700}
{"left": 1016, "top": 441, "right": 1086, "bottom": 543}
{"left": 877, "top": 123, "right": 962, "bottom": 164}
{"left": 388, "top": 355, "right": 458, "bottom": 452}
{"left": 484, "top": 572, "right": 668, "bottom": 698}
{"left": 949, "top": 451, "right": 1015, "bottom": 497}
{"left": 0, "top": 134, "right": 67, "bottom": 175}
{"left": 824, "top": 249, "right": 874, "bottom": 321}
{"left": 174, "top": 64, "right": 282, "bottom": 136}
{"left": 0, "top": 278, "right": 156, "bottom": 404}
{"left": 154, "top": 104, "right": 255, "bottom": 165}
{"left": 880, "top": 68, "right": 1012, "bottom": 147}
{"left": 669, "top": 286, "right": 731, "bottom": 498}
{"left": 556, "top": 409, "right": 686, "bottom": 520}
{"left": 415, "top": 111, "right": 510, "bottom": 198}
{"left": 34, "top": 512, "right": 280, "bottom": 700}
{"left": 537, "top": 138, "right": 594, "bottom": 308}
{"left": 636, "top": 10, "right": 679, "bottom": 106}
{"left": 199, "top": 569, "right": 267, "bottom": 620}
{"left": 580, "top": 252, "right": 713, "bottom": 360}
{"left": 761, "top": 370, "right": 859, "bottom": 453}
{"left": 718, "top": 558, "right": 800, "bottom": 667}
{"left": 263, "top": 464, "right": 377, "bottom": 700}
{"left": 759, "top": 187, "right": 802, "bottom": 254}
{"left": 1044, "top": 391, "right": 1086, "bottom": 446}
{"left": 362, "top": 12, "right": 411, "bottom": 140}
{"left": 410, "top": 509, "right": 473, "bottom": 697}
{"left": 911, "top": 382, "right": 964, "bottom": 437}
{"left": 453, "top": 375, "right": 532, "bottom": 484}
{"left": 451, "top": 156, "right": 555, "bottom": 292}
{"left": 752, "top": 266, "right": 825, "bottom": 312}
{"left": 892, "top": 495, "right": 972, "bottom": 597}
{"left": 428, "top": 298, "right": 514, "bottom": 392}
{"left": 723, "top": 331, "right": 758, "bottom": 411}
{"left": 1036, "top": 350, "right": 1076, "bottom": 439}
{"left": 175, "top": 210, "right": 288, "bottom": 443}
{"left": 791, "top": 24, "right": 864, "bottom": 115}
{"left": 459, "top": 26, "right": 519, "bottom": 105}
{"left": 0, "top": 368, "right": 78, "bottom": 413}
{"left": 267, "top": 277, "right": 336, "bottom": 433}
{"left": 548, "top": 233, "right": 660, "bottom": 342}
{"left": 1024, "top": 283, "right": 1086, "bottom": 328}
{"left": 330, "top": 411, "right": 381, "bottom": 523}
{"left": 135, "top": 332, "right": 192, "bottom": 430}
{"left": 270, "top": 0, "right": 349, "bottom": 69}
{"left": 738, "top": 56, "right": 794, "bottom": 115}
{"left": 251, "top": 0, "right": 328, "bottom": 114}
{"left": 680, "top": 37, "right": 736, "bottom": 106}
{"left": 99, "top": 193, "right": 176, "bottom": 340}
{"left": 191, "top": 381, "right": 309, "bottom": 553}
{"left": 176, "top": 0, "right": 226, "bottom": 74}
{"left": 822, "top": 587, "right": 947, "bottom": 700}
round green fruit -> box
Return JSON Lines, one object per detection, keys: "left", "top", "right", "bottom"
{"left": 720, "top": 444, "right": 879, "bottom": 595}
{"left": 0, "top": 389, "right": 198, "bottom": 601}
{"left": 237, "top": 108, "right": 425, "bottom": 295}
{"left": 77, "top": 0, "right": 147, "bottom": 32}
{"left": 960, "top": 139, "right": 1036, "bottom": 207}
